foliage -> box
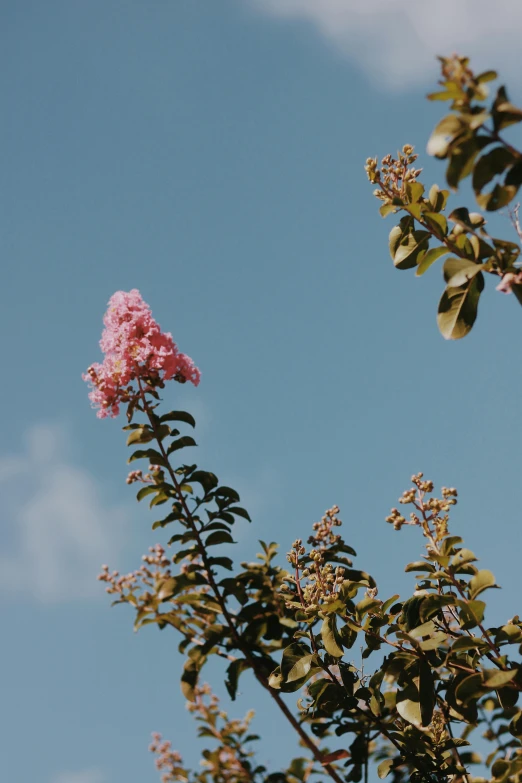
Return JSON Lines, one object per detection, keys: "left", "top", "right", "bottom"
{"left": 89, "top": 55, "right": 522, "bottom": 783}
{"left": 102, "top": 406, "right": 522, "bottom": 782}
{"left": 367, "top": 55, "right": 522, "bottom": 339}
{"left": 149, "top": 684, "right": 266, "bottom": 783}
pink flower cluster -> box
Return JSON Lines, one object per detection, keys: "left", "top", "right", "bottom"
{"left": 84, "top": 289, "right": 200, "bottom": 418}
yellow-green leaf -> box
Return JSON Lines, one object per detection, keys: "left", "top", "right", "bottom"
{"left": 321, "top": 615, "right": 344, "bottom": 658}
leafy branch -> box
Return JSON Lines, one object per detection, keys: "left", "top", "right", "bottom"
{"left": 367, "top": 55, "right": 522, "bottom": 339}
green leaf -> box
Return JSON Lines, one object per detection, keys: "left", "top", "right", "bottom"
{"left": 181, "top": 659, "right": 199, "bottom": 702}
{"left": 190, "top": 470, "right": 219, "bottom": 494}
{"left": 355, "top": 596, "right": 381, "bottom": 620}
{"left": 454, "top": 233, "right": 475, "bottom": 260}
{"left": 158, "top": 572, "right": 207, "bottom": 598}
{"left": 157, "top": 577, "right": 177, "bottom": 601}
{"left": 207, "top": 556, "right": 234, "bottom": 571}
{"left": 419, "top": 631, "right": 448, "bottom": 651}
{"left": 437, "top": 273, "right": 484, "bottom": 340}
{"left": 416, "top": 246, "right": 450, "bottom": 277}
{"left": 505, "top": 160, "right": 522, "bottom": 188}
{"left": 280, "top": 644, "right": 318, "bottom": 690}
{"left": 509, "top": 711, "right": 522, "bottom": 738}
{"left": 422, "top": 211, "right": 448, "bottom": 237}
{"left": 455, "top": 673, "right": 485, "bottom": 704}
{"left": 160, "top": 410, "right": 196, "bottom": 428}
{"left": 426, "top": 91, "right": 453, "bottom": 101}
{"left": 393, "top": 229, "right": 431, "bottom": 269}
{"left": 408, "top": 620, "right": 436, "bottom": 639}
{"left": 381, "top": 594, "right": 400, "bottom": 613}
{"left": 450, "top": 636, "right": 487, "bottom": 653}
{"left": 399, "top": 595, "right": 426, "bottom": 632}
{"left": 405, "top": 203, "right": 422, "bottom": 221}
{"left": 150, "top": 491, "right": 169, "bottom": 507}
{"left": 448, "top": 206, "right": 473, "bottom": 230}
{"left": 126, "top": 427, "right": 154, "bottom": 446}
{"left": 493, "top": 86, "right": 522, "bottom": 130}
{"left": 469, "top": 569, "right": 497, "bottom": 599}
{"left": 428, "top": 184, "right": 449, "bottom": 212}
{"left": 473, "top": 147, "right": 514, "bottom": 193}
{"left": 377, "top": 759, "right": 395, "bottom": 779}
{"left": 167, "top": 436, "right": 197, "bottom": 455}
{"left": 497, "top": 623, "right": 522, "bottom": 644}
{"left": 127, "top": 449, "right": 151, "bottom": 464}
{"left": 205, "top": 530, "right": 235, "bottom": 547}
{"left": 136, "top": 485, "right": 159, "bottom": 502}
{"left": 476, "top": 70, "right": 497, "bottom": 84}
{"left": 457, "top": 599, "right": 486, "bottom": 630}
{"left": 396, "top": 696, "right": 422, "bottom": 727}
{"left": 225, "top": 659, "right": 250, "bottom": 700}
{"left": 427, "top": 114, "right": 467, "bottom": 158}
{"left": 128, "top": 448, "right": 168, "bottom": 467}
{"left": 204, "top": 521, "right": 233, "bottom": 533}
{"left": 477, "top": 183, "right": 518, "bottom": 211}
{"left": 268, "top": 667, "right": 283, "bottom": 689}
{"left": 446, "top": 136, "right": 490, "bottom": 189}
{"left": 491, "top": 759, "right": 511, "bottom": 780}
{"left": 419, "top": 594, "right": 457, "bottom": 623}
{"left": 419, "top": 660, "right": 435, "bottom": 726}
{"left": 389, "top": 217, "right": 409, "bottom": 256}
{"left": 281, "top": 643, "right": 309, "bottom": 678}
{"left": 215, "top": 486, "right": 240, "bottom": 502}
{"left": 405, "top": 181, "right": 424, "bottom": 203}
{"left": 440, "top": 535, "right": 463, "bottom": 555}
{"left": 451, "top": 548, "right": 477, "bottom": 567}
{"left": 380, "top": 203, "right": 398, "bottom": 218}
{"left": 228, "top": 506, "right": 252, "bottom": 522}
{"left": 443, "top": 257, "right": 484, "bottom": 287}
{"left": 287, "top": 653, "right": 315, "bottom": 684}
{"left": 482, "top": 668, "right": 517, "bottom": 688}
{"left": 513, "top": 283, "right": 522, "bottom": 308}
{"left": 321, "top": 615, "right": 344, "bottom": 658}
{"left": 404, "top": 560, "right": 435, "bottom": 573}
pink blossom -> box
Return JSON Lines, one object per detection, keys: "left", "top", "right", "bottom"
{"left": 496, "top": 270, "right": 522, "bottom": 294}
{"left": 83, "top": 289, "right": 200, "bottom": 418}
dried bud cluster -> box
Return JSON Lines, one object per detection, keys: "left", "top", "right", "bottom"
{"left": 151, "top": 685, "right": 255, "bottom": 783}
{"left": 98, "top": 544, "right": 172, "bottom": 598}
{"left": 308, "top": 505, "right": 342, "bottom": 548}
{"left": 283, "top": 508, "right": 348, "bottom": 614}
{"left": 438, "top": 54, "right": 489, "bottom": 106}
{"left": 365, "top": 146, "right": 422, "bottom": 203}
{"left": 126, "top": 469, "right": 144, "bottom": 484}
{"left": 386, "top": 473, "right": 458, "bottom": 543}
{"left": 126, "top": 466, "right": 165, "bottom": 485}
{"left": 149, "top": 733, "right": 185, "bottom": 783}
{"left": 428, "top": 711, "right": 449, "bottom": 747}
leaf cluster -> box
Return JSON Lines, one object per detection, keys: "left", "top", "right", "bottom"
{"left": 368, "top": 55, "right": 522, "bottom": 339}
{"left": 110, "top": 395, "right": 522, "bottom": 783}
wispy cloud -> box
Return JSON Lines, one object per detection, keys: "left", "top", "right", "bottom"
{"left": 52, "top": 769, "right": 105, "bottom": 783}
{"left": 249, "top": 0, "right": 522, "bottom": 89}
{"left": 0, "top": 424, "right": 127, "bottom": 603}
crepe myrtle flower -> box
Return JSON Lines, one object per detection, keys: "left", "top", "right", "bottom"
{"left": 83, "top": 289, "right": 200, "bottom": 418}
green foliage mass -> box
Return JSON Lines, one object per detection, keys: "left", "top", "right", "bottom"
{"left": 367, "top": 55, "right": 522, "bottom": 339}
{"left": 102, "top": 401, "right": 522, "bottom": 783}
{"left": 98, "top": 56, "right": 522, "bottom": 783}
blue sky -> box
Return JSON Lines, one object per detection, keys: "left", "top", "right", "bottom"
{"left": 2, "top": 2, "right": 522, "bottom": 782}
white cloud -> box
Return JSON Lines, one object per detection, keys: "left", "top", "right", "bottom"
{"left": 248, "top": 0, "right": 522, "bottom": 89}
{"left": 0, "top": 424, "right": 126, "bottom": 603}
{"left": 52, "top": 769, "right": 104, "bottom": 783}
